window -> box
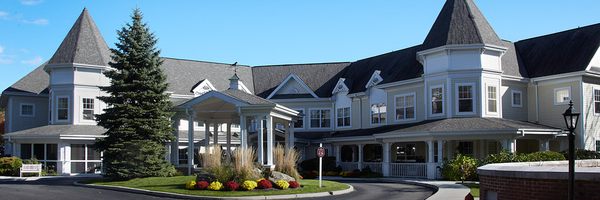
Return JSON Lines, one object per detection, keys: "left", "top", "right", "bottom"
{"left": 457, "top": 84, "right": 474, "bottom": 113}
{"left": 597, "top": 141, "right": 600, "bottom": 152}
{"left": 554, "top": 87, "right": 571, "bottom": 105}
{"left": 395, "top": 94, "right": 415, "bottom": 121}
{"left": 431, "top": 86, "right": 444, "bottom": 115}
{"left": 395, "top": 143, "right": 417, "bottom": 162}
{"left": 310, "top": 109, "right": 331, "bottom": 128}
{"left": 82, "top": 98, "right": 95, "bottom": 120}
{"left": 371, "top": 103, "right": 387, "bottom": 124}
{"left": 20, "top": 104, "right": 34, "bottom": 117}
{"left": 294, "top": 109, "right": 304, "bottom": 128}
{"left": 512, "top": 90, "right": 523, "bottom": 107}
{"left": 594, "top": 89, "right": 600, "bottom": 115}
{"left": 487, "top": 86, "right": 497, "bottom": 113}
{"left": 57, "top": 97, "right": 69, "bottom": 120}
{"left": 336, "top": 107, "right": 351, "bottom": 127}
{"left": 19, "top": 143, "right": 58, "bottom": 173}
{"left": 71, "top": 144, "right": 102, "bottom": 174}
{"left": 458, "top": 141, "right": 473, "bottom": 155}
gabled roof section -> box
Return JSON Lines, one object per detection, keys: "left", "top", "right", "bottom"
{"left": 266, "top": 74, "right": 319, "bottom": 99}
{"left": 365, "top": 70, "right": 383, "bottom": 88}
{"left": 252, "top": 62, "right": 350, "bottom": 98}
{"left": 190, "top": 79, "right": 216, "bottom": 96}
{"left": 423, "top": 0, "right": 502, "bottom": 49}
{"left": 3, "top": 63, "right": 49, "bottom": 95}
{"left": 515, "top": 23, "right": 600, "bottom": 78}
{"left": 48, "top": 8, "right": 111, "bottom": 66}
{"left": 332, "top": 78, "right": 350, "bottom": 94}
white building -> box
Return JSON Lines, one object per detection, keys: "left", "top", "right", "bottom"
{"left": 3, "top": 0, "right": 600, "bottom": 179}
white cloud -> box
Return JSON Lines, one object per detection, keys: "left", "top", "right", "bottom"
{"left": 0, "top": 45, "right": 4, "bottom": 54}
{"left": 21, "top": 56, "right": 43, "bottom": 65}
{"left": 0, "top": 11, "right": 9, "bottom": 19}
{"left": 20, "top": 0, "right": 43, "bottom": 6}
{"left": 22, "top": 18, "right": 48, "bottom": 25}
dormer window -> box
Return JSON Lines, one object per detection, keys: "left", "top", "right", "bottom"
{"left": 191, "top": 80, "right": 216, "bottom": 97}
{"left": 365, "top": 70, "right": 383, "bottom": 88}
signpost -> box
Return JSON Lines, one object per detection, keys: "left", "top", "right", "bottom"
{"left": 316, "top": 143, "right": 325, "bottom": 188}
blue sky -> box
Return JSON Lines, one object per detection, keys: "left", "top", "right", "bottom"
{"left": 2, "top": 1, "right": 600, "bottom": 91}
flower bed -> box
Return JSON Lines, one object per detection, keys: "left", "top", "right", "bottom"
{"left": 186, "top": 178, "right": 292, "bottom": 192}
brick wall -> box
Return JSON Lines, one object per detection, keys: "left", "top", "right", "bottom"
{"left": 480, "top": 175, "right": 600, "bottom": 200}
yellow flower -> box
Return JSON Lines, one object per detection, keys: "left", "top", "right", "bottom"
{"left": 185, "top": 180, "right": 196, "bottom": 190}
{"left": 241, "top": 180, "right": 258, "bottom": 191}
{"left": 275, "top": 180, "right": 289, "bottom": 190}
{"left": 208, "top": 181, "right": 223, "bottom": 191}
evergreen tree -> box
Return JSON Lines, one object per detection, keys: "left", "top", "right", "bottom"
{"left": 95, "top": 8, "right": 175, "bottom": 179}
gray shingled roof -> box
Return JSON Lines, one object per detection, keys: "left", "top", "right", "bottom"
{"left": 252, "top": 62, "right": 350, "bottom": 98}
{"left": 47, "top": 8, "right": 111, "bottom": 66}
{"left": 3, "top": 64, "right": 49, "bottom": 95}
{"left": 3, "top": 125, "right": 107, "bottom": 138}
{"left": 500, "top": 40, "right": 528, "bottom": 78}
{"left": 423, "top": 0, "right": 502, "bottom": 49}
{"left": 515, "top": 23, "right": 600, "bottom": 78}
{"left": 221, "top": 89, "right": 274, "bottom": 105}
{"left": 161, "top": 58, "right": 254, "bottom": 95}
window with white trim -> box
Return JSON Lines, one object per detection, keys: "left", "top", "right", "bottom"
{"left": 431, "top": 86, "right": 444, "bottom": 115}
{"left": 512, "top": 90, "right": 522, "bottom": 107}
{"left": 395, "top": 94, "right": 415, "bottom": 121}
{"left": 70, "top": 144, "right": 102, "bottom": 174}
{"left": 20, "top": 104, "right": 35, "bottom": 117}
{"left": 310, "top": 109, "right": 331, "bottom": 128}
{"left": 458, "top": 141, "right": 474, "bottom": 156}
{"left": 487, "top": 86, "right": 497, "bottom": 113}
{"left": 19, "top": 143, "right": 58, "bottom": 173}
{"left": 82, "top": 98, "right": 95, "bottom": 120}
{"left": 594, "top": 89, "right": 600, "bottom": 115}
{"left": 371, "top": 103, "right": 387, "bottom": 124}
{"left": 554, "top": 87, "right": 571, "bottom": 105}
{"left": 294, "top": 109, "right": 304, "bottom": 128}
{"left": 57, "top": 97, "right": 69, "bottom": 120}
{"left": 596, "top": 140, "right": 600, "bottom": 152}
{"left": 457, "top": 84, "right": 474, "bottom": 113}
{"left": 336, "top": 107, "right": 351, "bottom": 127}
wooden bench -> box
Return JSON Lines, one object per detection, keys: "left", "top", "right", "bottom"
{"left": 20, "top": 164, "right": 42, "bottom": 177}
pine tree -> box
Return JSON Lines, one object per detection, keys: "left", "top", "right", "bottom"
{"left": 95, "top": 8, "right": 176, "bottom": 179}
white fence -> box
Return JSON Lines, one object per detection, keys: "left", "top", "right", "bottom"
{"left": 389, "top": 163, "right": 427, "bottom": 178}
{"left": 340, "top": 162, "right": 358, "bottom": 171}
{"left": 363, "top": 162, "right": 382, "bottom": 173}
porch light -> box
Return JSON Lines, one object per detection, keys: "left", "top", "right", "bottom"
{"left": 562, "top": 100, "right": 580, "bottom": 200}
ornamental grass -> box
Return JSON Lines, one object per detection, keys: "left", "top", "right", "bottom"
{"left": 273, "top": 144, "right": 301, "bottom": 180}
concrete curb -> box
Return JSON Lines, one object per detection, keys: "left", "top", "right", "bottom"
{"left": 73, "top": 181, "right": 354, "bottom": 200}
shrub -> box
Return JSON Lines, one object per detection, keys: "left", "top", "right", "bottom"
{"left": 562, "top": 149, "right": 600, "bottom": 159}
{"left": 274, "top": 144, "right": 301, "bottom": 180}
{"left": 288, "top": 181, "right": 300, "bottom": 188}
{"left": 275, "top": 179, "right": 289, "bottom": 190}
{"left": 208, "top": 181, "right": 223, "bottom": 191}
{"left": 195, "top": 181, "right": 209, "bottom": 190}
{"left": 241, "top": 180, "right": 258, "bottom": 191}
{"left": 300, "top": 170, "right": 317, "bottom": 179}
{"left": 224, "top": 181, "right": 240, "bottom": 191}
{"left": 325, "top": 171, "right": 339, "bottom": 176}
{"left": 0, "top": 157, "right": 22, "bottom": 176}
{"left": 257, "top": 179, "right": 273, "bottom": 189}
{"left": 526, "top": 151, "right": 565, "bottom": 161}
{"left": 185, "top": 180, "right": 196, "bottom": 190}
{"left": 442, "top": 154, "right": 478, "bottom": 182}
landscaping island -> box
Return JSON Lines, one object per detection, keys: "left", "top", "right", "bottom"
{"left": 84, "top": 176, "right": 350, "bottom": 197}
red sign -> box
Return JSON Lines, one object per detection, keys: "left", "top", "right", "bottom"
{"left": 316, "top": 147, "right": 326, "bottom": 158}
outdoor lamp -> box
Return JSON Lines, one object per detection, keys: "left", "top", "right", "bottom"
{"left": 562, "top": 100, "right": 580, "bottom": 200}
{"left": 562, "top": 100, "right": 580, "bottom": 132}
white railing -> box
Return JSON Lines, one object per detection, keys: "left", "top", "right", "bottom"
{"left": 363, "top": 162, "right": 382, "bottom": 173}
{"left": 389, "top": 163, "right": 427, "bottom": 178}
{"left": 340, "top": 162, "right": 358, "bottom": 171}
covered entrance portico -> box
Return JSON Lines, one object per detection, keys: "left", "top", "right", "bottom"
{"left": 174, "top": 83, "right": 299, "bottom": 175}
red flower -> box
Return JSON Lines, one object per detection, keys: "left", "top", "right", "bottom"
{"left": 257, "top": 179, "right": 273, "bottom": 189}
{"left": 196, "top": 181, "right": 209, "bottom": 190}
{"left": 288, "top": 181, "right": 300, "bottom": 188}
{"left": 224, "top": 181, "right": 240, "bottom": 191}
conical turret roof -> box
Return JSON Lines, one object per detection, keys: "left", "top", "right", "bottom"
{"left": 48, "top": 8, "right": 111, "bottom": 66}
{"left": 423, "top": 0, "right": 502, "bottom": 49}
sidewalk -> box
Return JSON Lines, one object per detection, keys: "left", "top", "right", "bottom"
{"left": 322, "top": 176, "right": 470, "bottom": 200}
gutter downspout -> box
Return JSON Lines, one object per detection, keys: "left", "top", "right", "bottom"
{"left": 535, "top": 82, "right": 540, "bottom": 123}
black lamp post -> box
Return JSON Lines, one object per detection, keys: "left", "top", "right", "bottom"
{"left": 562, "top": 100, "right": 580, "bottom": 200}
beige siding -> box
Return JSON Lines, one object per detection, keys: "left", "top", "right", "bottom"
{"left": 8, "top": 95, "right": 48, "bottom": 132}
{"left": 385, "top": 82, "right": 424, "bottom": 124}
{"left": 276, "top": 101, "right": 333, "bottom": 132}
{"left": 502, "top": 80, "right": 528, "bottom": 121}
{"left": 536, "top": 79, "right": 581, "bottom": 142}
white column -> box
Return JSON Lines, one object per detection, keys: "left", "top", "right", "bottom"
{"left": 284, "top": 122, "right": 290, "bottom": 147}
{"left": 266, "top": 115, "right": 274, "bottom": 168}
{"left": 171, "top": 119, "right": 180, "bottom": 165}
{"left": 382, "top": 142, "right": 390, "bottom": 177}
{"left": 503, "top": 138, "right": 516, "bottom": 153}
{"left": 437, "top": 140, "right": 443, "bottom": 163}
{"left": 226, "top": 123, "right": 232, "bottom": 161}
{"left": 205, "top": 122, "right": 210, "bottom": 152}
{"left": 540, "top": 139, "right": 550, "bottom": 151}
{"left": 335, "top": 145, "right": 341, "bottom": 166}
{"left": 357, "top": 144, "right": 364, "bottom": 170}
{"left": 239, "top": 115, "right": 247, "bottom": 149}
{"left": 187, "top": 111, "right": 195, "bottom": 175}
{"left": 289, "top": 121, "right": 295, "bottom": 148}
{"left": 256, "top": 116, "right": 264, "bottom": 165}
{"left": 427, "top": 140, "right": 436, "bottom": 180}
{"left": 213, "top": 123, "right": 219, "bottom": 147}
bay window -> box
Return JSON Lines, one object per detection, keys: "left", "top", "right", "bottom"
{"left": 487, "top": 86, "right": 497, "bottom": 113}
{"left": 431, "top": 86, "right": 444, "bottom": 115}
{"left": 457, "top": 84, "right": 474, "bottom": 113}
{"left": 82, "top": 98, "right": 95, "bottom": 120}
{"left": 57, "top": 97, "right": 69, "bottom": 120}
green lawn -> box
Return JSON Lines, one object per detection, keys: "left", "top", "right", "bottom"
{"left": 86, "top": 176, "right": 349, "bottom": 197}
{"left": 462, "top": 183, "right": 480, "bottom": 197}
